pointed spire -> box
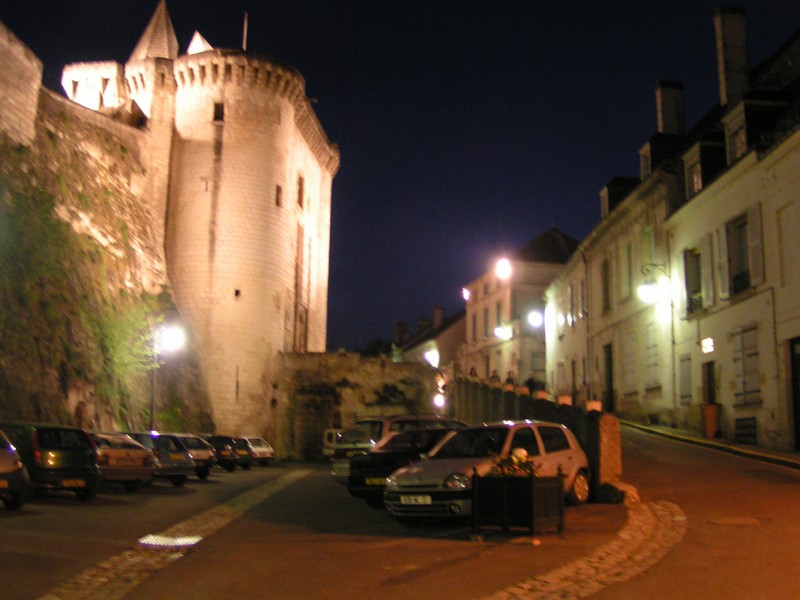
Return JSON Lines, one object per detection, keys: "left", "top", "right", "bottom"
{"left": 129, "top": 0, "right": 179, "bottom": 62}
{"left": 187, "top": 31, "right": 214, "bottom": 55}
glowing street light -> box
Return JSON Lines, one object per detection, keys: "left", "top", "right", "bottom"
{"left": 527, "top": 310, "right": 544, "bottom": 328}
{"left": 149, "top": 323, "right": 186, "bottom": 431}
{"left": 495, "top": 258, "right": 512, "bottom": 280}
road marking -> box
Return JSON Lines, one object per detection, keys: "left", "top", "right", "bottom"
{"left": 38, "top": 469, "right": 311, "bottom": 600}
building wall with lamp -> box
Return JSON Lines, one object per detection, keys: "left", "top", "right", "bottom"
{"left": 545, "top": 8, "right": 800, "bottom": 451}
{"left": 462, "top": 228, "right": 577, "bottom": 387}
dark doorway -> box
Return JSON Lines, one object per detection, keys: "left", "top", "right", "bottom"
{"left": 603, "top": 343, "right": 614, "bottom": 413}
{"left": 702, "top": 361, "right": 717, "bottom": 405}
{"left": 791, "top": 338, "right": 800, "bottom": 451}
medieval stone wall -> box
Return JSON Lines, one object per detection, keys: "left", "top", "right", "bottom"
{"left": 273, "top": 352, "right": 440, "bottom": 460}
{"left": 0, "top": 21, "right": 41, "bottom": 146}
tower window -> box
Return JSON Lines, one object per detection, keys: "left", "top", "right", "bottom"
{"left": 213, "top": 103, "right": 224, "bottom": 122}
{"left": 297, "top": 176, "right": 305, "bottom": 209}
{"left": 275, "top": 185, "right": 283, "bottom": 207}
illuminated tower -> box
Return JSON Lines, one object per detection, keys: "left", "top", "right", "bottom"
{"left": 61, "top": 1, "right": 339, "bottom": 434}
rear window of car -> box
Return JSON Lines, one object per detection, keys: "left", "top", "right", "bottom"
{"left": 181, "top": 437, "right": 207, "bottom": 450}
{"left": 379, "top": 429, "right": 452, "bottom": 452}
{"left": 248, "top": 438, "right": 269, "bottom": 448}
{"left": 339, "top": 421, "right": 383, "bottom": 444}
{"left": 38, "top": 428, "right": 92, "bottom": 450}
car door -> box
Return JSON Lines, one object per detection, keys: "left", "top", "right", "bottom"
{"left": 508, "top": 426, "right": 541, "bottom": 465}
{"left": 534, "top": 425, "right": 576, "bottom": 477}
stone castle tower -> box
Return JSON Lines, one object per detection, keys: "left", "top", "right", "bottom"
{"left": 60, "top": 1, "right": 340, "bottom": 434}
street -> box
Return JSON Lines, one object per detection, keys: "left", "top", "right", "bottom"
{"left": 2, "top": 427, "right": 799, "bottom": 599}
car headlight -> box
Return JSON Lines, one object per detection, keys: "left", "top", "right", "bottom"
{"left": 444, "top": 472, "right": 471, "bottom": 489}
{"left": 384, "top": 475, "right": 398, "bottom": 491}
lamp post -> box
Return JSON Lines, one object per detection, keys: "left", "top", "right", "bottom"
{"left": 149, "top": 324, "right": 186, "bottom": 431}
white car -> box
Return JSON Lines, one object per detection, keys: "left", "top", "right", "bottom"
{"left": 384, "top": 420, "right": 590, "bottom": 520}
{"left": 245, "top": 437, "right": 275, "bottom": 466}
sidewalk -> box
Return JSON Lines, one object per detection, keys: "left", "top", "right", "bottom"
{"left": 621, "top": 420, "right": 800, "bottom": 471}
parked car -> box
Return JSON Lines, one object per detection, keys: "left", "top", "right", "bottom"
{"left": 173, "top": 434, "right": 216, "bottom": 479}
{"left": 206, "top": 435, "right": 239, "bottom": 472}
{"left": 244, "top": 437, "right": 274, "bottom": 466}
{"left": 233, "top": 437, "right": 255, "bottom": 470}
{"left": 331, "top": 414, "right": 467, "bottom": 484}
{"left": 348, "top": 427, "right": 461, "bottom": 507}
{"left": 384, "top": 420, "right": 590, "bottom": 521}
{"left": 0, "top": 423, "right": 101, "bottom": 501}
{"left": 0, "top": 427, "right": 30, "bottom": 510}
{"left": 128, "top": 432, "right": 194, "bottom": 487}
{"left": 90, "top": 432, "right": 155, "bottom": 492}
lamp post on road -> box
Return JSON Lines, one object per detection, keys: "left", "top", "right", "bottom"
{"left": 149, "top": 324, "right": 186, "bottom": 431}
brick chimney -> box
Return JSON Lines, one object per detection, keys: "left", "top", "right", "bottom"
{"left": 433, "top": 306, "right": 443, "bottom": 329}
{"left": 714, "top": 7, "right": 749, "bottom": 107}
{"left": 394, "top": 321, "right": 409, "bottom": 345}
{"left": 655, "top": 81, "right": 685, "bottom": 134}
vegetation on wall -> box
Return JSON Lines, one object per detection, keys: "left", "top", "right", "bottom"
{"left": 0, "top": 127, "right": 211, "bottom": 431}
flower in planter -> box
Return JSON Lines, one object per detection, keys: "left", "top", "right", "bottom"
{"left": 487, "top": 448, "right": 537, "bottom": 477}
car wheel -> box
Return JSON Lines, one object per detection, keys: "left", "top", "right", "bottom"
{"left": 169, "top": 475, "right": 187, "bottom": 487}
{"left": 225, "top": 463, "right": 236, "bottom": 472}
{"left": 76, "top": 487, "right": 97, "bottom": 501}
{"left": 241, "top": 462, "right": 251, "bottom": 471}
{"left": 123, "top": 481, "right": 140, "bottom": 493}
{"left": 2, "top": 493, "right": 24, "bottom": 510}
{"left": 197, "top": 468, "right": 210, "bottom": 480}
{"left": 259, "top": 460, "right": 270, "bottom": 467}
{"left": 365, "top": 492, "right": 384, "bottom": 508}
{"left": 567, "top": 470, "right": 590, "bottom": 505}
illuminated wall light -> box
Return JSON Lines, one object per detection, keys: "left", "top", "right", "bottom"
{"left": 527, "top": 310, "right": 544, "bottom": 328}
{"left": 423, "top": 349, "right": 440, "bottom": 368}
{"left": 556, "top": 313, "right": 565, "bottom": 327}
{"left": 494, "top": 325, "right": 512, "bottom": 340}
{"left": 495, "top": 258, "right": 512, "bottom": 280}
{"left": 433, "top": 393, "right": 446, "bottom": 409}
{"left": 701, "top": 337, "right": 715, "bottom": 354}
{"left": 462, "top": 287, "right": 471, "bottom": 301}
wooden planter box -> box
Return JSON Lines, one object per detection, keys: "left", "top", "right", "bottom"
{"left": 472, "top": 474, "right": 564, "bottom": 535}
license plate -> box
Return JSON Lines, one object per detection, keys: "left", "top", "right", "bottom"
{"left": 170, "top": 453, "right": 185, "bottom": 461}
{"left": 365, "top": 477, "right": 386, "bottom": 486}
{"left": 0, "top": 480, "right": 8, "bottom": 488}
{"left": 112, "top": 456, "right": 139, "bottom": 466}
{"left": 237, "top": 450, "right": 248, "bottom": 456}
{"left": 62, "top": 479, "right": 85, "bottom": 488}
{"left": 400, "top": 494, "right": 431, "bottom": 505}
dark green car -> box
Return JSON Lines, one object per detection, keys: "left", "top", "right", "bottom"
{"left": 0, "top": 423, "right": 101, "bottom": 501}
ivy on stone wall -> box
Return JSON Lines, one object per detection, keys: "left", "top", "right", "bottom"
{"left": 0, "top": 134, "right": 209, "bottom": 431}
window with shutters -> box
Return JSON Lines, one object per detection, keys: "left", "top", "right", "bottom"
{"left": 733, "top": 323, "right": 760, "bottom": 405}
{"left": 724, "top": 204, "right": 763, "bottom": 296}
{"left": 679, "top": 354, "right": 692, "bottom": 405}
{"left": 643, "top": 320, "right": 660, "bottom": 389}
{"left": 683, "top": 233, "right": 714, "bottom": 315}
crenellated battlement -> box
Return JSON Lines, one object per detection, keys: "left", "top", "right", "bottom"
{"left": 173, "top": 50, "right": 339, "bottom": 172}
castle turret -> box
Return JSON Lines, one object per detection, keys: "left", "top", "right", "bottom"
{"left": 166, "top": 31, "right": 339, "bottom": 434}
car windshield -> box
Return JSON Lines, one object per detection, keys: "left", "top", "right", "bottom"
{"left": 339, "top": 421, "right": 383, "bottom": 444}
{"left": 248, "top": 438, "right": 268, "bottom": 448}
{"left": 430, "top": 427, "right": 508, "bottom": 459}
{"left": 182, "top": 437, "right": 207, "bottom": 449}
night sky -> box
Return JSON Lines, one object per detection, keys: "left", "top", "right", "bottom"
{"left": 1, "top": 1, "right": 797, "bottom": 351}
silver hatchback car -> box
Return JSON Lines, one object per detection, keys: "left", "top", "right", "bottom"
{"left": 384, "top": 420, "right": 590, "bottom": 520}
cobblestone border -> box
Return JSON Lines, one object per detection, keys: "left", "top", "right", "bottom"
{"left": 39, "top": 469, "right": 311, "bottom": 600}
{"left": 481, "top": 500, "right": 687, "bottom": 600}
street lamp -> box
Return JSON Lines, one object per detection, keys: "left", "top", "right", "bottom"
{"left": 149, "top": 323, "right": 186, "bottom": 431}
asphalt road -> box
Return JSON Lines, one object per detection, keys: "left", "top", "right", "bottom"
{"left": 591, "top": 426, "right": 800, "bottom": 600}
